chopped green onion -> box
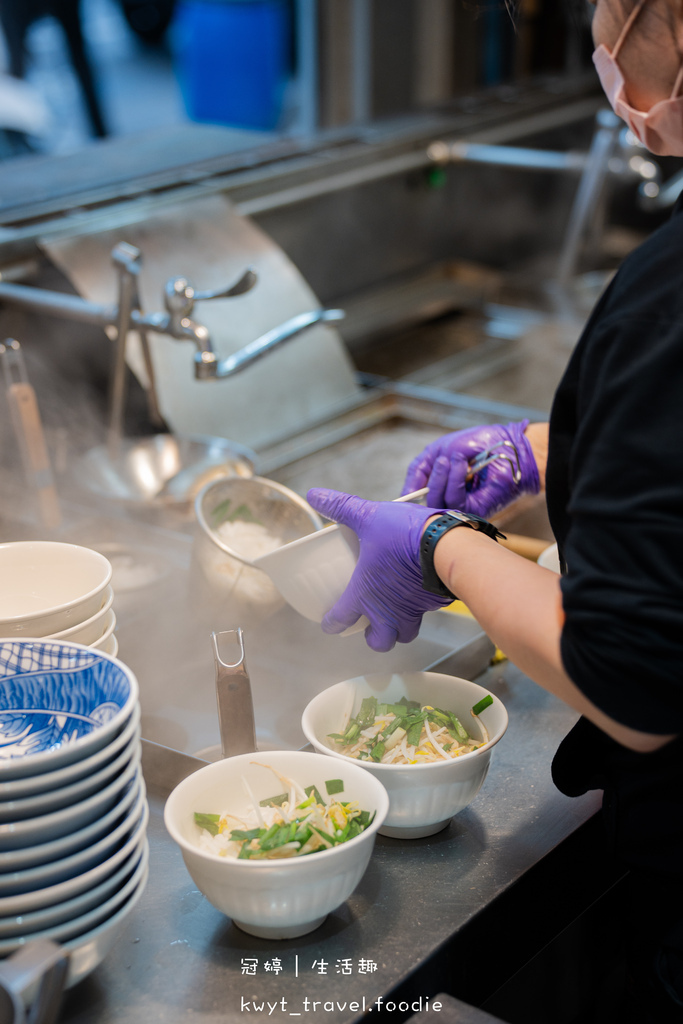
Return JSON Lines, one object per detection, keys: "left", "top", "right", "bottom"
{"left": 194, "top": 812, "right": 221, "bottom": 836}
{"left": 449, "top": 715, "right": 470, "bottom": 742}
{"left": 356, "top": 697, "right": 378, "bottom": 728}
{"left": 229, "top": 827, "right": 262, "bottom": 841}
{"left": 227, "top": 502, "right": 262, "bottom": 525}
{"left": 305, "top": 784, "right": 324, "bottom": 806}
{"left": 472, "top": 695, "right": 494, "bottom": 715}
{"left": 260, "top": 792, "right": 288, "bottom": 807}
{"left": 406, "top": 721, "right": 423, "bottom": 747}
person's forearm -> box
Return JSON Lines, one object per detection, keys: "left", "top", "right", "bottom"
{"left": 432, "top": 526, "right": 676, "bottom": 752}
{"left": 524, "top": 422, "right": 549, "bottom": 492}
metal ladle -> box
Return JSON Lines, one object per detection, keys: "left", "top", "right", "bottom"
{"left": 211, "top": 628, "right": 257, "bottom": 758}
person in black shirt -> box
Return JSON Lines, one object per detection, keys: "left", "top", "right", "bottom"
{"left": 306, "top": 1, "right": 683, "bottom": 1019}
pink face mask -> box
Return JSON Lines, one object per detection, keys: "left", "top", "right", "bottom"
{"left": 593, "top": 0, "right": 683, "bottom": 156}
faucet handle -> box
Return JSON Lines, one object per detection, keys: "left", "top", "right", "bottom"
{"left": 111, "top": 242, "right": 142, "bottom": 275}
{"left": 163, "top": 268, "right": 258, "bottom": 320}
{"left": 164, "top": 276, "right": 194, "bottom": 318}
{"left": 193, "top": 267, "right": 258, "bottom": 302}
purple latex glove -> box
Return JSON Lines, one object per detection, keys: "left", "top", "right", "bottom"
{"left": 402, "top": 419, "right": 539, "bottom": 516}
{"left": 306, "top": 488, "right": 453, "bottom": 653}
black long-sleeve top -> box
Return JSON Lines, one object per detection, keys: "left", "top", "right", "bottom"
{"left": 546, "top": 196, "right": 683, "bottom": 879}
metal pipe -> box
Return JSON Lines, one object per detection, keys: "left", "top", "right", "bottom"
{"left": 638, "top": 167, "right": 683, "bottom": 210}
{"left": 195, "top": 308, "right": 345, "bottom": 379}
{"left": 448, "top": 141, "right": 588, "bottom": 172}
{"left": 555, "top": 109, "right": 621, "bottom": 289}
{"left": 108, "top": 243, "right": 141, "bottom": 456}
{"left": 0, "top": 279, "right": 212, "bottom": 351}
{"left": 0, "top": 279, "right": 116, "bottom": 325}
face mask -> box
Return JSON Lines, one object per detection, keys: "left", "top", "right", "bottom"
{"left": 593, "top": 0, "right": 683, "bottom": 156}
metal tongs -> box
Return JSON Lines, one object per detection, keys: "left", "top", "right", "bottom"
{"left": 465, "top": 440, "right": 522, "bottom": 484}
{"left": 401, "top": 440, "right": 522, "bottom": 506}
{"left": 211, "top": 629, "right": 257, "bottom": 758}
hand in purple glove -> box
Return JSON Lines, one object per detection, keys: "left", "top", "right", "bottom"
{"left": 402, "top": 419, "right": 539, "bottom": 517}
{"left": 306, "top": 488, "right": 452, "bottom": 653}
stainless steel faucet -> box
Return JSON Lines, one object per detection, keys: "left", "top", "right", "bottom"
{"left": 0, "top": 245, "right": 345, "bottom": 447}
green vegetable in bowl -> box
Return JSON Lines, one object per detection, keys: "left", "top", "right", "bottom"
{"left": 327, "top": 694, "right": 493, "bottom": 765}
{"left": 193, "top": 767, "right": 375, "bottom": 860}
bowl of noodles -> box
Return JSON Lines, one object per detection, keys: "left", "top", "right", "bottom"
{"left": 163, "top": 750, "right": 389, "bottom": 939}
{"left": 302, "top": 671, "right": 508, "bottom": 839}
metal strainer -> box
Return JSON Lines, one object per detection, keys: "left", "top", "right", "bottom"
{"left": 193, "top": 476, "right": 323, "bottom": 619}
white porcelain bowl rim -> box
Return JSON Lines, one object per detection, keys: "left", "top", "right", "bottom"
{"left": 87, "top": 608, "right": 116, "bottom": 647}
{"left": 0, "top": 640, "right": 139, "bottom": 781}
{"left": 0, "top": 703, "right": 140, "bottom": 801}
{"left": 0, "top": 837, "right": 147, "bottom": 937}
{"left": 60, "top": 860, "right": 149, "bottom": 989}
{"left": 164, "top": 750, "right": 390, "bottom": 868}
{"left": 0, "top": 772, "right": 144, "bottom": 872}
{"left": 100, "top": 635, "right": 118, "bottom": 657}
{"left": 0, "top": 798, "right": 148, "bottom": 913}
{"left": 0, "top": 782, "right": 147, "bottom": 896}
{"left": 0, "top": 542, "right": 112, "bottom": 627}
{"left": 46, "top": 587, "right": 115, "bottom": 640}
{"left": 301, "top": 672, "right": 509, "bottom": 771}
{"left": 0, "top": 751, "right": 141, "bottom": 846}
{"left": 0, "top": 725, "right": 140, "bottom": 819}
{"left": 0, "top": 841, "right": 149, "bottom": 954}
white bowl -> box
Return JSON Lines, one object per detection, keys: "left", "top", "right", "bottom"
{"left": 61, "top": 855, "right": 148, "bottom": 989}
{"left": 45, "top": 586, "right": 114, "bottom": 645}
{"left": 302, "top": 671, "right": 508, "bottom": 839}
{"left": 0, "top": 639, "right": 139, "bottom": 781}
{"left": 0, "top": 773, "right": 144, "bottom": 874}
{"left": 89, "top": 609, "right": 116, "bottom": 650}
{"left": 0, "top": 703, "right": 140, "bottom": 802}
{"left": 0, "top": 840, "right": 149, "bottom": 955}
{"left": 537, "top": 542, "right": 561, "bottom": 573}
{"left": 253, "top": 523, "right": 368, "bottom": 636}
{"left": 0, "top": 782, "right": 147, "bottom": 898}
{"left": 0, "top": 752, "right": 141, "bottom": 851}
{"left": 252, "top": 488, "right": 425, "bottom": 635}
{"left": 0, "top": 725, "right": 139, "bottom": 822}
{"left": 0, "top": 799, "right": 147, "bottom": 912}
{"left": 164, "top": 750, "right": 389, "bottom": 939}
{"left": 0, "top": 838, "right": 146, "bottom": 938}
{"left": 0, "top": 542, "right": 112, "bottom": 638}
{"left": 100, "top": 634, "right": 118, "bottom": 657}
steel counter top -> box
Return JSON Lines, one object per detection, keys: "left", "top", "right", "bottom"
{"left": 59, "top": 660, "right": 600, "bottom": 1024}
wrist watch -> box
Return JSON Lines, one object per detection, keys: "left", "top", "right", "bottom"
{"left": 420, "top": 511, "right": 506, "bottom": 599}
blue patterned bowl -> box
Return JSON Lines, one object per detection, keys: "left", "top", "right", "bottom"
{"left": 0, "top": 640, "right": 139, "bottom": 781}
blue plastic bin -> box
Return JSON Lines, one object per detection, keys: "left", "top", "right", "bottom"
{"left": 172, "top": 0, "right": 291, "bottom": 131}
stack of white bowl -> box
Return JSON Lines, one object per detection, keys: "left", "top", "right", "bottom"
{"left": 0, "top": 637, "right": 147, "bottom": 988}
{"left": 0, "top": 540, "right": 118, "bottom": 656}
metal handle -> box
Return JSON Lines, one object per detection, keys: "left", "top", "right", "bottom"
{"left": 164, "top": 268, "right": 258, "bottom": 318}
{"left": 196, "top": 308, "right": 345, "bottom": 380}
{"left": 211, "top": 629, "right": 257, "bottom": 758}
{"left": 193, "top": 268, "right": 258, "bottom": 302}
{"left": 0, "top": 939, "right": 68, "bottom": 1024}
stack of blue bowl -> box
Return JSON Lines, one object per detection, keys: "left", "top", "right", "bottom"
{"left": 0, "top": 639, "right": 147, "bottom": 987}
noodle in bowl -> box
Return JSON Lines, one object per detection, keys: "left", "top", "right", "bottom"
{"left": 302, "top": 671, "right": 508, "bottom": 839}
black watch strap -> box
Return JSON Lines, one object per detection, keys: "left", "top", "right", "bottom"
{"left": 420, "top": 512, "right": 506, "bottom": 598}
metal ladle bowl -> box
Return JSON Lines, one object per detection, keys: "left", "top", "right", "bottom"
{"left": 72, "top": 434, "right": 256, "bottom": 510}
